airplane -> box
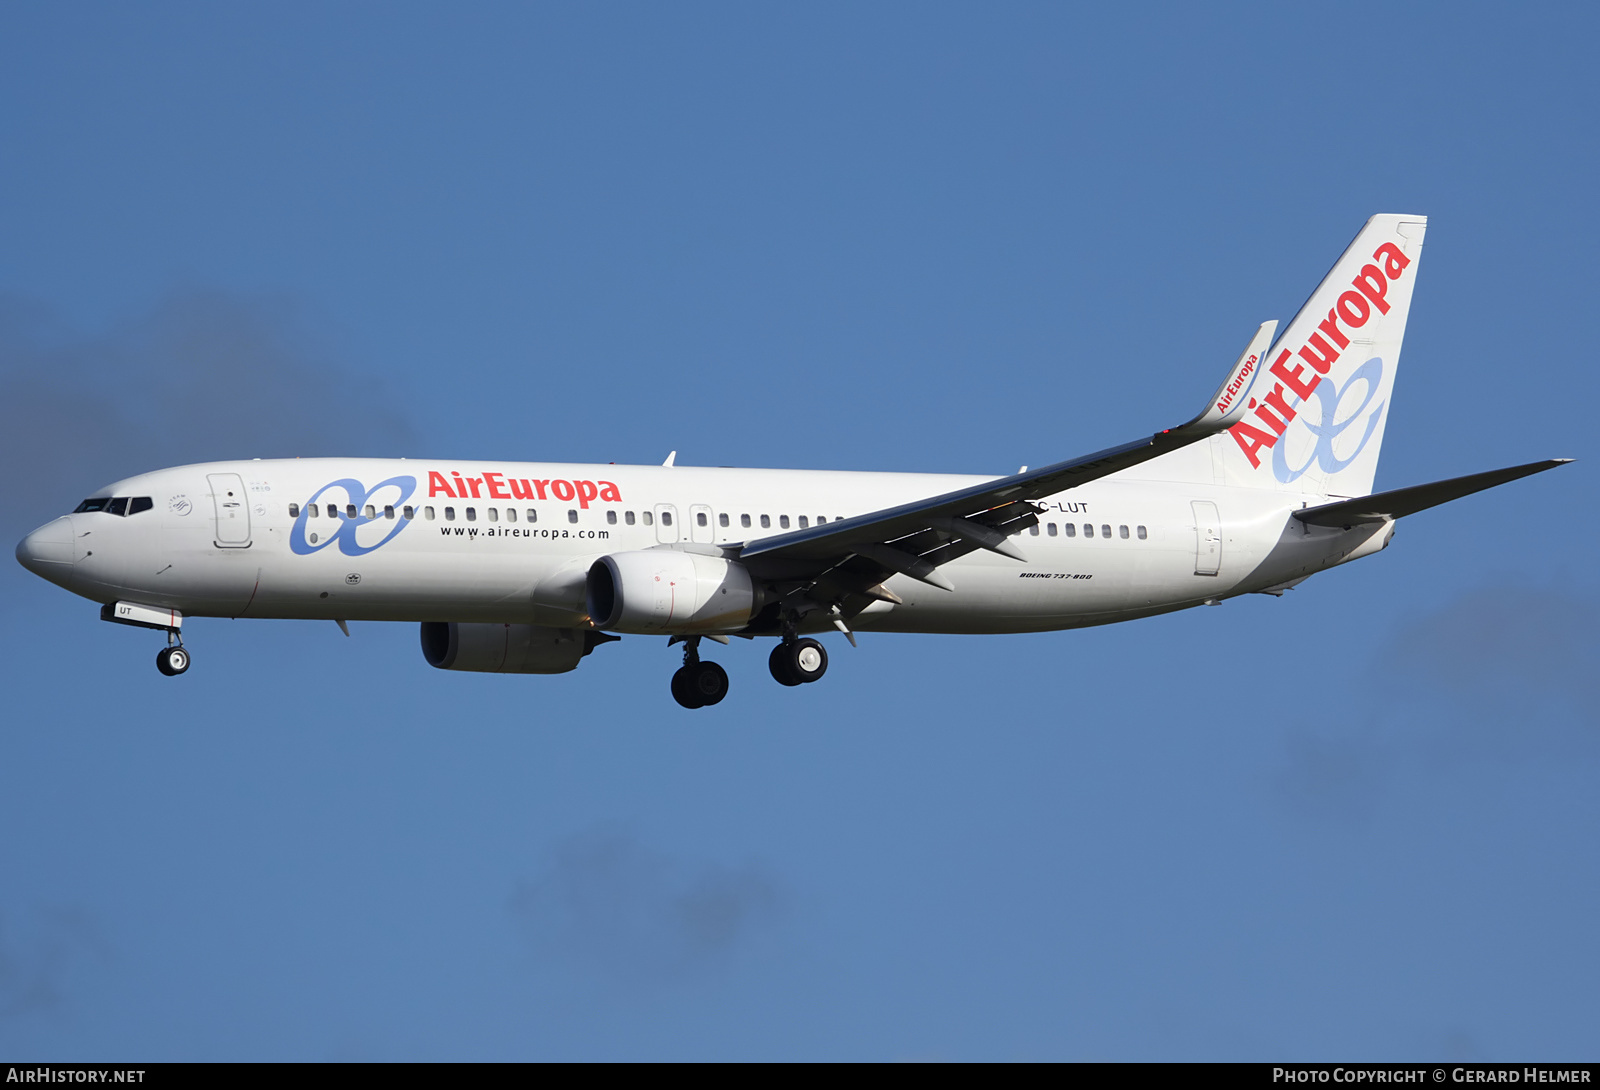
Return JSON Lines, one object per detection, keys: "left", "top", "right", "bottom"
{"left": 14, "top": 214, "right": 1571, "bottom": 708}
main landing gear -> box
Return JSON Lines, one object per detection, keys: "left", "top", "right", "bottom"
{"left": 155, "top": 632, "right": 190, "bottom": 676}
{"left": 769, "top": 637, "right": 827, "bottom": 686}
{"left": 670, "top": 636, "right": 730, "bottom": 709}
{"left": 666, "top": 630, "right": 832, "bottom": 708}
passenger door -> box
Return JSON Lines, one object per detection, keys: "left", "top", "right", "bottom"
{"left": 207, "top": 473, "right": 252, "bottom": 548}
{"left": 1191, "top": 500, "right": 1221, "bottom": 576}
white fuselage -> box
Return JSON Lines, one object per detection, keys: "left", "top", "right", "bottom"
{"left": 18, "top": 457, "right": 1390, "bottom": 636}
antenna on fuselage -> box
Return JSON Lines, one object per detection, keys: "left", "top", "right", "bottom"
{"left": 662, "top": 451, "right": 677, "bottom": 467}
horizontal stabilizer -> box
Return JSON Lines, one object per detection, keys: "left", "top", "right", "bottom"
{"left": 1293, "top": 459, "right": 1572, "bottom": 527}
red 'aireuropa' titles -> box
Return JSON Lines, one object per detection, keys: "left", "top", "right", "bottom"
{"left": 427, "top": 470, "right": 622, "bottom": 508}
{"left": 1229, "top": 241, "right": 1412, "bottom": 469}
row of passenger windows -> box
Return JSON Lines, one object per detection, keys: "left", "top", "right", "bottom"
{"left": 1029, "top": 522, "right": 1147, "bottom": 540}
{"left": 74, "top": 496, "right": 153, "bottom": 516}
{"left": 294, "top": 502, "right": 551, "bottom": 523}
{"left": 286, "top": 503, "right": 1143, "bottom": 540}
{"left": 288, "top": 503, "right": 842, "bottom": 529}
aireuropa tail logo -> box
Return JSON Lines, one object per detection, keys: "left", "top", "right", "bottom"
{"left": 1230, "top": 239, "right": 1410, "bottom": 478}
{"left": 290, "top": 476, "right": 416, "bottom": 556}
{"left": 1272, "top": 357, "right": 1385, "bottom": 483}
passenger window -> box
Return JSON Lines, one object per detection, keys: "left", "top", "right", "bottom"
{"left": 327, "top": 504, "right": 338, "bottom": 518}
{"left": 1136, "top": 525, "right": 1147, "bottom": 539}
{"left": 696, "top": 512, "right": 708, "bottom": 527}
{"left": 719, "top": 513, "right": 729, "bottom": 528}
{"left": 528, "top": 509, "right": 537, "bottom": 523}
{"left": 403, "top": 506, "right": 415, "bottom": 520}
{"left": 487, "top": 508, "right": 498, "bottom": 522}
{"left": 1101, "top": 524, "right": 1111, "bottom": 539}
{"left": 779, "top": 515, "right": 790, "bottom": 529}
{"left": 1063, "top": 523, "right": 1076, "bottom": 537}
{"left": 129, "top": 497, "right": 153, "bottom": 515}
{"left": 606, "top": 510, "right": 616, "bottom": 524}
{"left": 1119, "top": 525, "right": 1129, "bottom": 539}
{"left": 364, "top": 505, "right": 376, "bottom": 519}
{"left": 798, "top": 516, "right": 809, "bottom": 529}
{"left": 347, "top": 504, "right": 357, "bottom": 519}
{"left": 625, "top": 511, "right": 635, "bottom": 526}
{"left": 506, "top": 508, "right": 517, "bottom": 522}
{"left": 466, "top": 508, "right": 476, "bottom": 522}
{"left": 288, "top": 503, "right": 300, "bottom": 518}
{"left": 643, "top": 511, "right": 653, "bottom": 526}
{"left": 385, "top": 505, "right": 395, "bottom": 520}
{"left": 661, "top": 511, "right": 672, "bottom": 526}
{"left": 741, "top": 514, "right": 751, "bottom": 528}
{"left": 424, "top": 506, "right": 435, "bottom": 520}
{"left": 1083, "top": 524, "right": 1094, "bottom": 538}
{"left": 445, "top": 507, "right": 455, "bottom": 521}
{"left": 568, "top": 509, "right": 578, "bottom": 524}
{"left": 307, "top": 504, "right": 318, "bottom": 519}
{"left": 760, "top": 514, "right": 770, "bottom": 528}
{"left": 1046, "top": 523, "right": 1057, "bottom": 536}
{"left": 1028, "top": 524, "right": 1039, "bottom": 536}
{"left": 817, "top": 516, "right": 826, "bottom": 524}
{"left": 106, "top": 497, "right": 129, "bottom": 517}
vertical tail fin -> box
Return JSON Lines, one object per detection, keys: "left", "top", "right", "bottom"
{"left": 1222, "top": 214, "right": 1427, "bottom": 497}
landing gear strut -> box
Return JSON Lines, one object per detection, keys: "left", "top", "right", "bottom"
{"left": 670, "top": 636, "right": 729, "bottom": 709}
{"left": 156, "top": 631, "right": 190, "bottom": 676}
{"left": 769, "top": 637, "right": 827, "bottom": 686}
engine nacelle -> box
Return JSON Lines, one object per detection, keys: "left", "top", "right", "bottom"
{"left": 586, "top": 550, "right": 759, "bottom": 634}
{"left": 420, "top": 622, "right": 613, "bottom": 674}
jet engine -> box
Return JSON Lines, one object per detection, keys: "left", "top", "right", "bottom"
{"left": 586, "top": 550, "right": 761, "bottom": 634}
{"left": 420, "top": 622, "right": 615, "bottom": 674}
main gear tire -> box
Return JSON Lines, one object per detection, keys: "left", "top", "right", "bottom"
{"left": 690, "top": 661, "right": 729, "bottom": 706}
{"left": 789, "top": 638, "right": 827, "bottom": 683}
{"left": 769, "top": 643, "right": 802, "bottom": 686}
{"left": 671, "top": 665, "right": 705, "bottom": 708}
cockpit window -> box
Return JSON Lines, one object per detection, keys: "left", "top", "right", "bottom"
{"left": 73, "top": 496, "right": 153, "bottom": 516}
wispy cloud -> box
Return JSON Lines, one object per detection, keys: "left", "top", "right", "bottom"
{"left": 0, "top": 291, "right": 416, "bottom": 545}
{"left": 0, "top": 906, "right": 111, "bottom": 1031}
{"left": 1275, "top": 585, "right": 1599, "bottom": 815}
{"left": 510, "top": 827, "right": 787, "bottom": 986}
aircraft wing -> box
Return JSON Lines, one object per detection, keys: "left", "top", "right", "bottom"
{"left": 1293, "top": 459, "right": 1572, "bottom": 528}
{"left": 732, "top": 321, "right": 1278, "bottom": 600}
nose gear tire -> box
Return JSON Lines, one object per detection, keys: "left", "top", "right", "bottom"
{"left": 156, "top": 646, "right": 190, "bottom": 676}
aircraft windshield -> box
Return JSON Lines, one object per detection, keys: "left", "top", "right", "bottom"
{"left": 73, "top": 496, "right": 153, "bottom": 516}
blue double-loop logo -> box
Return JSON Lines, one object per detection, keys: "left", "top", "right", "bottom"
{"left": 1274, "top": 357, "right": 1386, "bottom": 484}
{"left": 290, "top": 476, "right": 417, "bottom": 556}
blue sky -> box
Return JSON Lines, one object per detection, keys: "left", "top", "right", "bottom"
{"left": 1, "top": 2, "right": 1595, "bottom": 1060}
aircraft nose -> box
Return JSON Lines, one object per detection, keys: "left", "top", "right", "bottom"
{"left": 16, "top": 516, "right": 76, "bottom": 578}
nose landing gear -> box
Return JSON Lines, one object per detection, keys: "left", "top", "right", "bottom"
{"left": 670, "top": 636, "right": 729, "bottom": 709}
{"left": 156, "top": 636, "right": 190, "bottom": 676}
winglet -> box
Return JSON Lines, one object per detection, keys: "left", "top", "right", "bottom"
{"left": 1184, "top": 320, "right": 1278, "bottom": 432}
